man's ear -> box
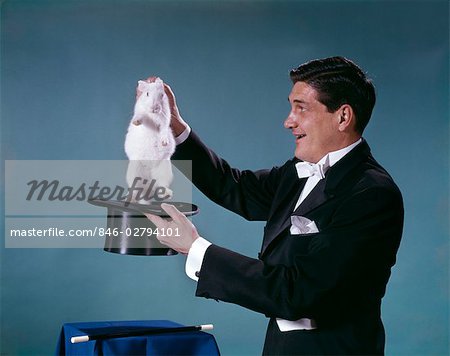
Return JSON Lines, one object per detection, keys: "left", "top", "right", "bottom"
{"left": 337, "top": 105, "right": 355, "bottom": 132}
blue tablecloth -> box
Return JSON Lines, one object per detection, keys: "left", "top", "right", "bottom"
{"left": 56, "top": 320, "right": 220, "bottom": 355}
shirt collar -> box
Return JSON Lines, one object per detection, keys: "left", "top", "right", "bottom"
{"left": 317, "top": 138, "right": 362, "bottom": 168}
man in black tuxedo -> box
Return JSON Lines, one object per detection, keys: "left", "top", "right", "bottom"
{"left": 146, "top": 57, "right": 404, "bottom": 355}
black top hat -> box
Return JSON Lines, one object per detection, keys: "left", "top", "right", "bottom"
{"left": 88, "top": 199, "right": 199, "bottom": 256}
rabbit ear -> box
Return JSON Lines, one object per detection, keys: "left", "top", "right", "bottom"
{"left": 154, "top": 77, "right": 163, "bottom": 85}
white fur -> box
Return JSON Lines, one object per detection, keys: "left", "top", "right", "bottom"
{"left": 124, "top": 79, "right": 175, "bottom": 203}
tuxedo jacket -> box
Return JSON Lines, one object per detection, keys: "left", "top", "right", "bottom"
{"left": 172, "top": 131, "right": 404, "bottom": 355}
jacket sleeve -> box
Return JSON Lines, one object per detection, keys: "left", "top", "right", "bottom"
{"left": 172, "top": 130, "right": 289, "bottom": 221}
{"left": 195, "top": 184, "right": 404, "bottom": 321}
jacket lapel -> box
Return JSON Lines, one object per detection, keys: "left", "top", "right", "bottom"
{"left": 261, "top": 177, "right": 329, "bottom": 256}
{"left": 296, "top": 139, "right": 371, "bottom": 216}
{"left": 260, "top": 166, "right": 305, "bottom": 253}
{"left": 260, "top": 139, "right": 371, "bottom": 257}
{"left": 292, "top": 178, "right": 329, "bottom": 217}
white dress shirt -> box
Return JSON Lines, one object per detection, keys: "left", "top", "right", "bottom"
{"left": 176, "top": 125, "right": 362, "bottom": 331}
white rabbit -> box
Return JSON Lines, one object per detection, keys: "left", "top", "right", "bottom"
{"left": 124, "top": 78, "right": 175, "bottom": 203}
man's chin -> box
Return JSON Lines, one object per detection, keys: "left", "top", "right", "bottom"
{"left": 295, "top": 148, "right": 306, "bottom": 161}
{"left": 295, "top": 151, "right": 316, "bottom": 163}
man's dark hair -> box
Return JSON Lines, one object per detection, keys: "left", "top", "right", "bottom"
{"left": 290, "top": 56, "right": 376, "bottom": 134}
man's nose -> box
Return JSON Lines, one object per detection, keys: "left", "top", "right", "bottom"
{"left": 284, "top": 112, "right": 297, "bottom": 129}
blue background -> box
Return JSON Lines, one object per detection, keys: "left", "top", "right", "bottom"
{"left": 1, "top": 1, "right": 448, "bottom": 355}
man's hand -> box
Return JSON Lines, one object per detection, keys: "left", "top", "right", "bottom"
{"left": 136, "top": 77, "right": 188, "bottom": 137}
{"left": 145, "top": 203, "right": 199, "bottom": 255}
{"left": 163, "top": 82, "right": 188, "bottom": 137}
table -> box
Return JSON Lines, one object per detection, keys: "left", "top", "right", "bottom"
{"left": 56, "top": 320, "right": 220, "bottom": 355}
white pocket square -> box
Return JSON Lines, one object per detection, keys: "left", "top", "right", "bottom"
{"left": 290, "top": 216, "right": 319, "bottom": 235}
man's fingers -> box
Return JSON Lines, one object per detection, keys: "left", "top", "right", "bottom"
{"left": 160, "top": 203, "right": 186, "bottom": 223}
{"left": 163, "top": 84, "right": 176, "bottom": 106}
{"left": 163, "top": 82, "right": 174, "bottom": 95}
{"left": 145, "top": 213, "right": 167, "bottom": 228}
